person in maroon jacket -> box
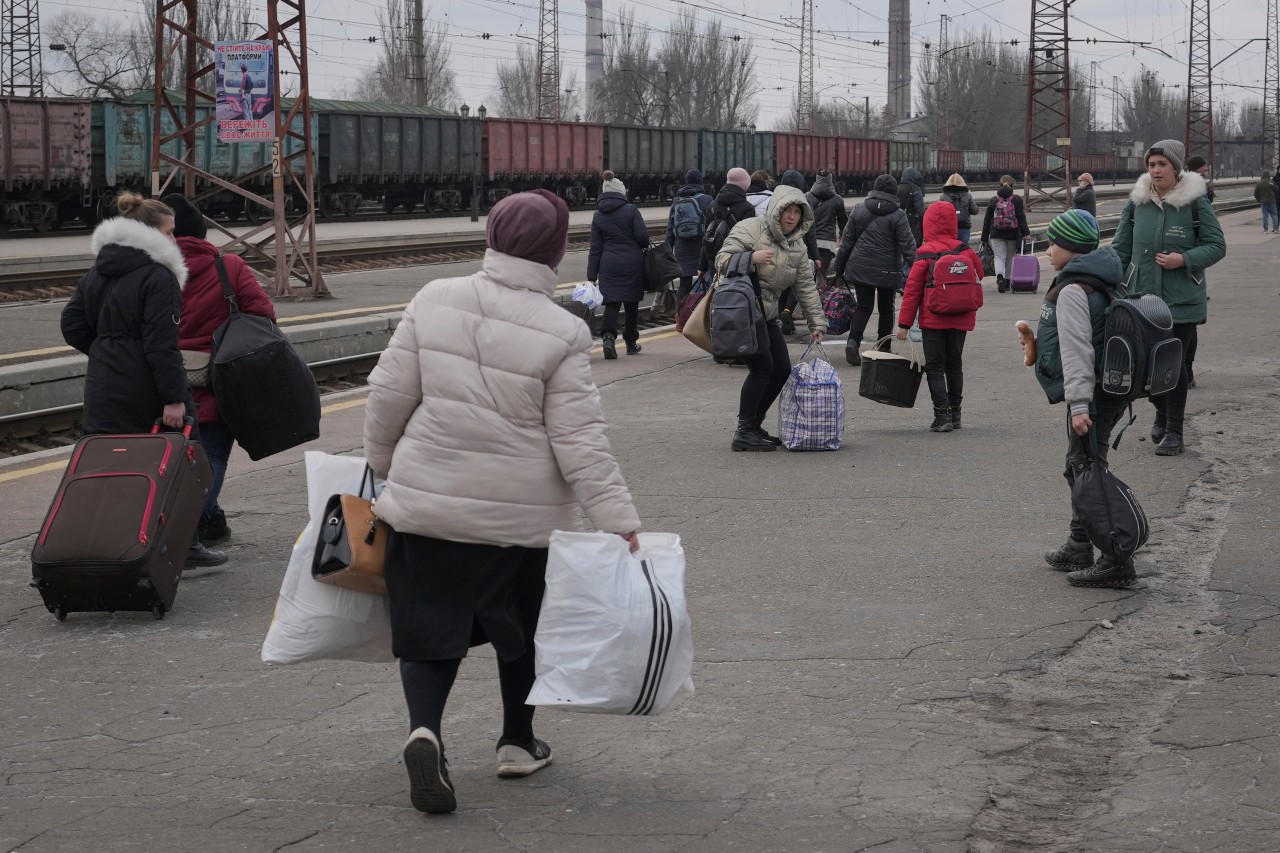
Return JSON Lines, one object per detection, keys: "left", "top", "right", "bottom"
{"left": 163, "top": 194, "right": 277, "bottom": 545}
{"left": 896, "top": 201, "right": 984, "bottom": 433}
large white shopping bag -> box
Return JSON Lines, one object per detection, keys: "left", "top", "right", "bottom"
{"left": 527, "top": 531, "right": 694, "bottom": 715}
{"left": 260, "top": 451, "right": 395, "bottom": 665}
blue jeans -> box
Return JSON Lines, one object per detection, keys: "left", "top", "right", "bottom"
{"left": 1262, "top": 203, "right": 1278, "bottom": 231}
{"left": 199, "top": 418, "right": 236, "bottom": 520}
{"left": 956, "top": 227, "right": 972, "bottom": 245}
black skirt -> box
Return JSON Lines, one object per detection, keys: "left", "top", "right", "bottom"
{"left": 384, "top": 530, "right": 548, "bottom": 662}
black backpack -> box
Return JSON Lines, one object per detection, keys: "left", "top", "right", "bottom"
{"left": 1100, "top": 291, "right": 1182, "bottom": 401}
{"left": 702, "top": 205, "right": 738, "bottom": 268}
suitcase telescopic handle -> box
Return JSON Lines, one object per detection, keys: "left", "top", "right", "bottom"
{"left": 152, "top": 416, "right": 196, "bottom": 438}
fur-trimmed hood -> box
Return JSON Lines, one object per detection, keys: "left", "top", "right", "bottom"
{"left": 91, "top": 217, "right": 189, "bottom": 288}
{"left": 1129, "top": 170, "right": 1207, "bottom": 210}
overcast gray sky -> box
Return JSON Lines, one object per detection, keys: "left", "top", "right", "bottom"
{"left": 51, "top": 0, "right": 1269, "bottom": 129}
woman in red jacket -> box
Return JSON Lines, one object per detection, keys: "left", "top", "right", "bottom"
{"left": 896, "top": 201, "right": 983, "bottom": 433}
{"left": 164, "top": 194, "right": 278, "bottom": 545}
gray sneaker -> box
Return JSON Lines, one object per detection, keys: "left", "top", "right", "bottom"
{"left": 496, "top": 737, "right": 552, "bottom": 778}
{"left": 404, "top": 728, "right": 456, "bottom": 813}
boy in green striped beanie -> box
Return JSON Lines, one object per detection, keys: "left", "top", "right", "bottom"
{"left": 1030, "top": 208, "right": 1140, "bottom": 589}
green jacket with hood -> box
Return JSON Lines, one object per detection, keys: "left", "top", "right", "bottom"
{"left": 716, "top": 185, "right": 826, "bottom": 332}
{"left": 1110, "top": 171, "right": 1225, "bottom": 325}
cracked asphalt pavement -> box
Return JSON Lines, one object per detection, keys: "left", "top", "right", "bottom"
{"left": 1, "top": 209, "right": 1277, "bottom": 852}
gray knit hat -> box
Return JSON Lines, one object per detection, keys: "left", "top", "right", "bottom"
{"left": 1146, "top": 139, "right": 1185, "bottom": 174}
{"left": 602, "top": 176, "right": 627, "bottom": 196}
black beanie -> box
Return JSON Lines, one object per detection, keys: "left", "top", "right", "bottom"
{"left": 161, "top": 193, "right": 207, "bottom": 240}
{"left": 873, "top": 174, "right": 898, "bottom": 195}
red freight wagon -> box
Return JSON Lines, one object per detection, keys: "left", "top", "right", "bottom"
{"left": 484, "top": 119, "right": 604, "bottom": 179}
{"left": 0, "top": 97, "right": 92, "bottom": 231}
{"left": 935, "top": 149, "right": 964, "bottom": 175}
{"left": 774, "top": 132, "right": 839, "bottom": 178}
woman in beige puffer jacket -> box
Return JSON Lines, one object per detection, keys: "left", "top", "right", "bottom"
{"left": 714, "top": 184, "right": 826, "bottom": 452}
{"left": 363, "top": 189, "right": 640, "bottom": 815}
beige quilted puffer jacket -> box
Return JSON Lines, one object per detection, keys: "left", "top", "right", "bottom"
{"left": 363, "top": 249, "right": 641, "bottom": 548}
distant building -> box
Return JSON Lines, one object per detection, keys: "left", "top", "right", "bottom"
{"left": 887, "top": 0, "right": 911, "bottom": 124}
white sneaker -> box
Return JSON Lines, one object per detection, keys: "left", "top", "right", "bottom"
{"left": 403, "top": 727, "right": 456, "bottom": 813}
{"left": 495, "top": 737, "right": 553, "bottom": 778}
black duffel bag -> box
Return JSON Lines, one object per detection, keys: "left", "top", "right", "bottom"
{"left": 1070, "top": 429, "right": 1149, "bottom": 561}
{"left": 209, "top": 257, "right": 321, "bottom": 461}
{"left": 643, "top": 241, "right": 682, "bottom": 292}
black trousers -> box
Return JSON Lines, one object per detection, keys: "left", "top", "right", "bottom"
{"left": 848, "top": 285, "right": 896, "bottom": 344}
{"left": 921, "top": 328, "right": 966, "bottom": 408}
{"left": 738, "top": 319, "right": 791, "bottom": 423}
{"left": 602, "top": 301, "right": 639, "bottom": 344}
{"left": 1149, "top": 322, "right": 1197, "bottom": 433}
{"left": 1184, "top": 324, "right": 1199, "bottom": 376}
{"left": 1063, "top": 394, "right": 1130, "bottom": 543}
{"left": 675, "top": 275, "right": 694, "bottom": 306}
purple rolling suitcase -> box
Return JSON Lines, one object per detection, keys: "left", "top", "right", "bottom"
{"left": 1009, "top": 238, "right": 1040, "bottom": 293}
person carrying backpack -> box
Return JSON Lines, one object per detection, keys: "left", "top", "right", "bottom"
{"left": 665, "top": 169, "right": 712, "bottom": 309}
{"left": 831, "top": 174, "right": 917, "bottom": 366}
{"left": 896, "top": 167, "right": 927, "bottom": 246}
{"left": 1111, "top": 139, "right": 1226, "bottom": 456}
{"left": 896, "top": 201, "right": 983, "bottom": 432}
{"left": 1021, "top": 209, "right": 1138, "bottom": 588}
{"left": 941, "top": 173, "right": 979, "bottom": 244}
{"left": 715, "top": 186, "right": 827, "bottom": 452}
{"left": 696, "top": 167, "right": 757, "bottom": 284}
{"left": 980, "top": 174, "right": 1031, "bottom": 292}
{"left": 587, "top": 172, "right": 649, "bottom": 359}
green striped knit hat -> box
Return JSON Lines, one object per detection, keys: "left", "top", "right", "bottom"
{"left": 1046, "top": 209, "right": 1099, "bottom": 254}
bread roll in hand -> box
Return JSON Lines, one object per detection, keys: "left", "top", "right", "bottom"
{"left": 1015, "top": 320, "right": 1037, "bottom": 367}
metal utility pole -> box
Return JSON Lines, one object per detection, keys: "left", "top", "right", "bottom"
{"left": 410, "top": 0, "right": 425, "bottom": 106}
{"left": 535, "top": 0, "right": 560, "bottom": 120}
{"left": 1112, "top": 74, "right": 1122, "bottom": 141}
{"left": 1, "top": 0, "right": 44, "bottom": 96}
{"left": 1088, "top": 61, "right": 1099, "bottom": 152}
{"left": 796, "top": 0, "right": 814, "bottom": 131}
{"left": 1184, "top": 0, "right": 1214, "bottom": 172}
{"left": 1023, "top": 0, "right": 1073, "bottom": 209}
{"left": 1264, "top": 0, "right": 1278, "bottom": 171}
{"left": 936, "top": 14, "right": 950, "bottom": 150}
{"left": 152, "top": 0, "right": 327, "bottom": 297}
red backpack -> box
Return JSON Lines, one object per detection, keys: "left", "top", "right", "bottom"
{"left": 918, "top": 244, "right": 984, "bottom": 315}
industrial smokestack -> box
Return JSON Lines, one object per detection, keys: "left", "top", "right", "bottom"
{"left": 585, "top": 0, "right": 603, "bottom": 118}
{"left": 887, "top": 0, "right": 911, "bottom": 124}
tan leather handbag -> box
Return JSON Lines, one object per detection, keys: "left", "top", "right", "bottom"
{"left": 311, "top": 467, "right": 389, "bottom": 595}
{"left": 680, "top": 282, "right": 714, "bottom": 353}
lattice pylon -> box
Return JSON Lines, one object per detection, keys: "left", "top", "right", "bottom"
{"left": 1184, "top": 0, "right": 1214, "bottom": 172}
{"left": 936, "top": 14, "right": 951, "bottom": 150}
{"left": 1, "top": 0, "right": 44, "bottom": 97}
{"left": 535, "top": 0, "right": 560, "bottom": 120}
{"left": 1265, "top": 0, "right": 1278, "bottom": 172}
{"left": 796, "top": 0, "right": 814, "bottom": 131}
{"left": 152, "top": 0, "right": 327, "bottom": 297}
{"left": 1023, "top": 0, "right": 1073, "bottom": 209}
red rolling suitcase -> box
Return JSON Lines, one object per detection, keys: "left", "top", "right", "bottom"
{"left": 1009, "top": 237, "right": 1041, "bottom": 293}
{"left": 30, "top": 422, "right": 212, "bottom": 621}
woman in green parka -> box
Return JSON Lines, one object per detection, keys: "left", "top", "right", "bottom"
{"left": 1111, "top": 139, "right": 1226, "bottom": 457}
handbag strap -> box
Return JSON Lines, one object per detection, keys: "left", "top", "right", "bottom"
{"left": 358, "top": 464, "right": 376, "bottom": 499}
{"left": 214, "top": 256, "right": 241, "bottom": 315}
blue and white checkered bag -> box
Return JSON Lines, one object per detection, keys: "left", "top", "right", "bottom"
{"left": 777, "top": 342, "right": 845, "bottom": 451}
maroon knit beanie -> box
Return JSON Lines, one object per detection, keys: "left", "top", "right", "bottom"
{"left": 485, "top": 189, "right": 570, "bottom": 268}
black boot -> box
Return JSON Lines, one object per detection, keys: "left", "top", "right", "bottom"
{"left": 1044, "top": 537, "right": 1093, "bottom": 571}
{"left": 845, "top": 338, "right": 862, "bottom": 366}
{"left": 187, "top": 536, "right": 228, "bottom": 568}
{"left": 949, "top": 405, "right": 962, "bottom": 430}
{"left": 997, "top": 274, "right": 1008, "bottom": 293}
{"left": 1151, "top": 412, "right": 1167, "bottom": 443}
{"left": 731, "top": 417, "right": 776, "bottom": 452}
{"left": 1155, "top": 431, "right": 1184, "bottom": 456}
{"left": 780, "top": 309, "right": 795, "bottom": 335}
{"left": 602, "top": 333, "right": 617, "bottom": 360}
{"left": 1067, "top": 556, "right": 1137, "bottom": 588}
{"left": 754, "top": 416, "right": 783, "bottom": 446}
{"left": 626, "top": 341, "right": 642, "bottom": 355}
{"left": 930, "top": 406, "right": 954, "bottom": 433}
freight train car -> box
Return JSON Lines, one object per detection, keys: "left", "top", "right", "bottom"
{"left": 483, "top": 118, "right": 604, "bottom": 207}
{"left": 603, "top": 126, "right": 701, "bottom": 200}
{"left": 697, "top": 129, "right": 774, "bottom": 189}
{"left": 312, "top": 100, "right": 479, "bottom": 217}
{"left": 888, "top": 140, "right": 930, "bottom": 179}
{"left": 0, "top": 97, "right": 92, "bottom": 232}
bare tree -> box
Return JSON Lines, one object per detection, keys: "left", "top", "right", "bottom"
{"left": 775, "top": 96, "right": 883, "bottom": 137}
{"left": 492, "top": 43, "right": 579, "bottom": 119}
{"left": 915, "top": 31, "right": 1027, "bottom": 151}
{"left": 129, "top": 0, "right": 256, "bottom": 92}
{"left": 1120, "top": 72, "right": 1184, "bottom": 149}
{"left": 45, "top": 12, "right": 145, "bottom": 98}
{"left": 343, "top": 0, "right": 457, "bottom": 108}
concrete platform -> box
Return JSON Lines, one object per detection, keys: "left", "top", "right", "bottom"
{"left": 0, "top": 207, "right": 1277, "bottom": 850}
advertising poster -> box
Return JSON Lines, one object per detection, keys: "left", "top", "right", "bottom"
{"left": 215, "top": 41, "right": 274, "bottom": 143}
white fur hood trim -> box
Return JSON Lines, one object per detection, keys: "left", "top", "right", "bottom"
{"left": 91, "top": 217, "right": 189, "bottom": 289}
{"left": 1128, "top": 170, "right": 1207, "bottom": 210}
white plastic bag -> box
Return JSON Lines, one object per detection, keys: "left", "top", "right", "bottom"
{"left": 261, "top": 451, "right": 395, "bottom": 665}
{"left": 571, "top": 281, "right": 603, "bottom": 310}
{"left": 528, "top": 531, "right": 693, "bottom": 715}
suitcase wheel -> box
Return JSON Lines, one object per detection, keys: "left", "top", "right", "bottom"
{"left": 52, "top": 605, "right": 67, "bottom": 622}
{"left": 152, "top": 604, "right": 166, "bottom": 621}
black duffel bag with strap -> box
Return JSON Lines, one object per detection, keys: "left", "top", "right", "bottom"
{"left": 643, "top": 241, "right": 683, "bottom": 292}
{"left": 1070, "top": 428, "right": 1149, "bottom": 562}
{"left": 209, "top": 257, "right": 321, "bottom": 460}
